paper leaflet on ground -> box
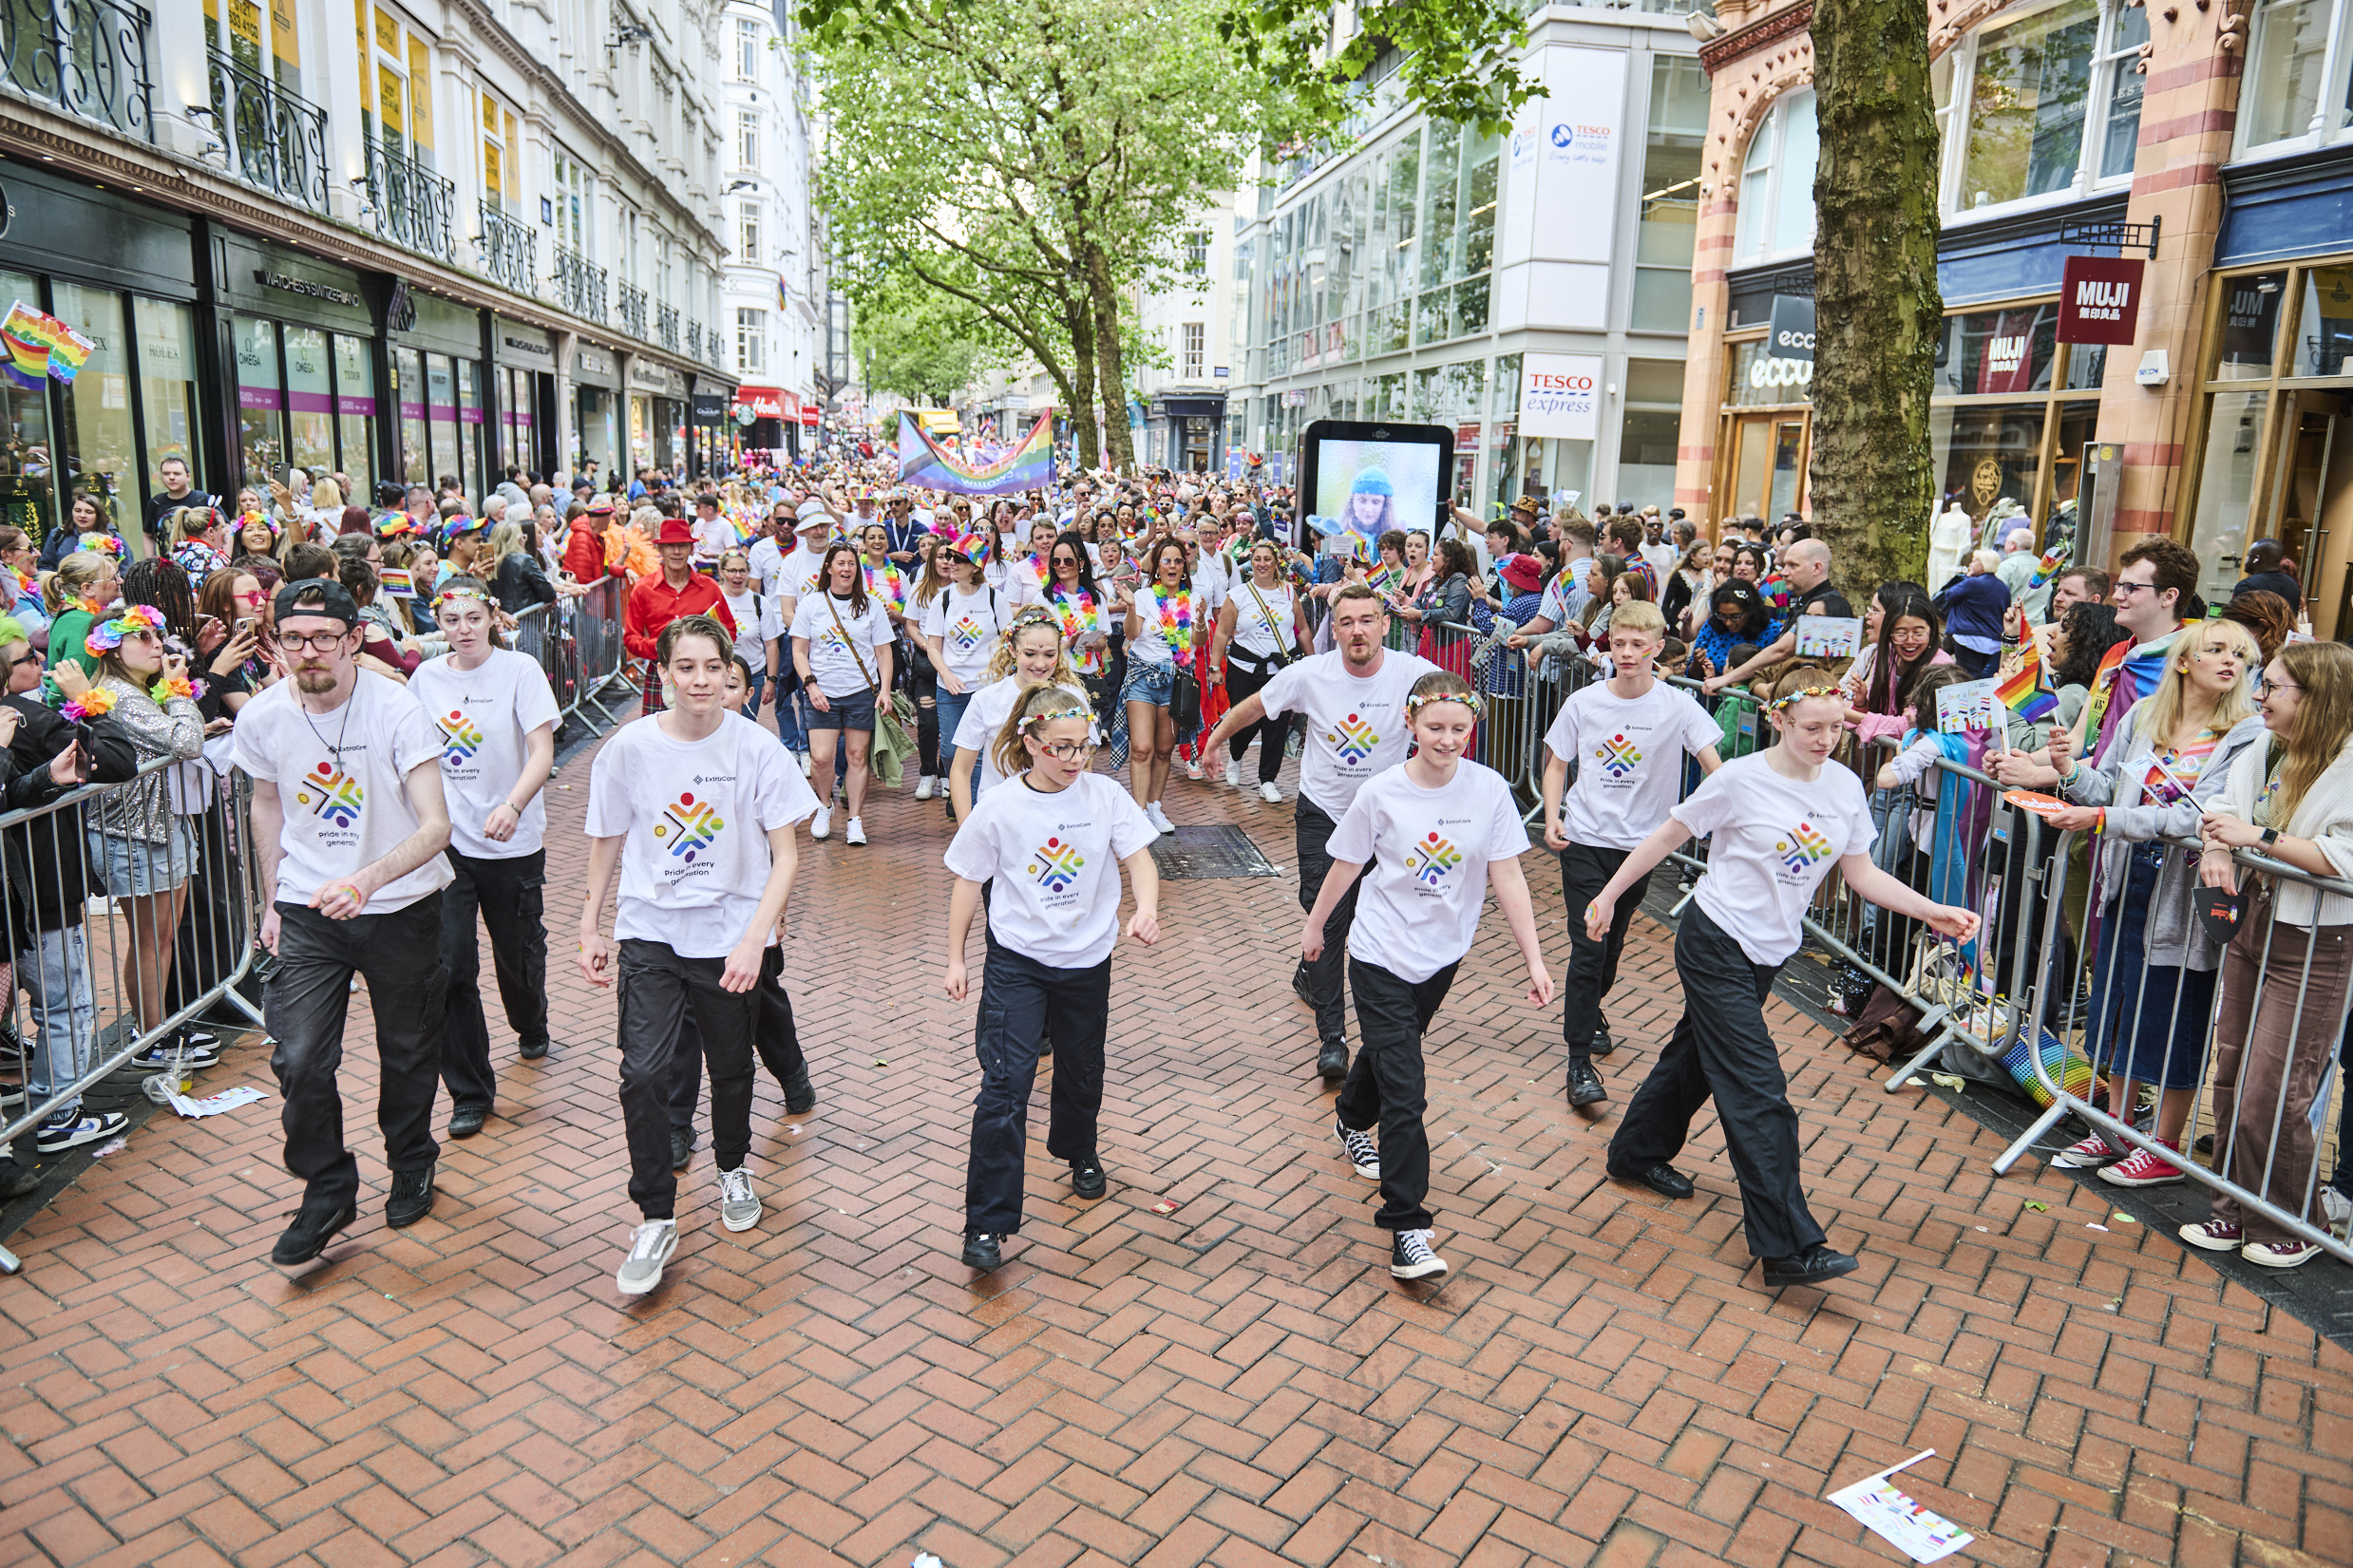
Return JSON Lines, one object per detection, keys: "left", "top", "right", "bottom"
{"left": 1824, "top": 1449, "right": 1973, "bottom": 1563}
{"left": 165, "top": 1084, "right": 269, "bottom": 1119}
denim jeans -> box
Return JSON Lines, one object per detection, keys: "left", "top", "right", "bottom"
{"left": 772, "top": 666, "right": 809, "bottom": 752}
{"left": 18, "top": 924, "right": 97, "bottom": 1116}
{"left": 1336, "top": 956, "right": 1457, "bottom": 1232}
{"left": 439, "top": 847, "right": 550, "bottom": 1112}
{"left": 266, "top": 897, "right": 449, "bottom": 1208}
{"left": 1295, "top": 799, "right": 1359, "bottom": 1045}
{"left": 617, "top": 938, "right": 758, "bottom": 1219}
{"left": 1609, "top": 904, "right": 1825, "bottom": 1261}
{"left": 937, "top": 686, "right": 974, "bottom": 778}
{"left": 964, "top": 944, "right": 1110, "bottom": 1236}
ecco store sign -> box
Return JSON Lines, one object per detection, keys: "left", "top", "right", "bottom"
{"left": 1749, "top": 354, "right": 1813, "bottom": 389}
{"left": 1767, "top": 293, "right": 1815, "bottom": 363}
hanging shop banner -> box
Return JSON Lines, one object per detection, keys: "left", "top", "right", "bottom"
{"left": 1767, "top": 294, "right": 1816, "bottom": 363}
{"left": 1519, "top": 353, "right": 1602, "bottom": 442}
{"left": 2057, "top": 255, "right": 2145, "bottom": 346}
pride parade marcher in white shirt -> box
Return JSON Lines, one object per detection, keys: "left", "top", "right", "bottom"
{"left": 941, "top": 684, "right": 1160, "bottom": 1274}
{"left": 233, "top": 576, "right": 456, "bottom": 1267}
{"left": 1300, "top": 671, "right": 1551, "bottom": 1284}
{"left": 579, "top": 614, "right": 820, "bottom": 1297}
{"left": 1586, "top": 685, "right": 1980, "bottom": 1291}
{"left": 407, "top": 576, "right": 560, "bottom": 1140}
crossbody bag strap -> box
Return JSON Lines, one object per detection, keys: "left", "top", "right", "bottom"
{"left": 821, "top": 592, "right": 880, "bottom": 694}
{"left": 1243, "top": 578, "right": 1294, "bottom": 653}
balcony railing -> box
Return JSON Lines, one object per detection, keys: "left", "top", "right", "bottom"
{"left": 617, "top": 281, "right": 648, "bottom": 340}
{"left": 0, "top": 0, "right": 154, "bottom": 142}
{"left": 655, "top": 304, "right": 680, "bottom": 351}
{"left": 362, "top": 136, "right": 456, "bottom": 261}
{"left": 203, "top": 49, "right": 325, "bottom": 210}
{"left": 708, "top": 333, "right": 723, "bottom": 371}
{"left": 686, "top": 319, "right": 702, "bottom": 361}
{"left": 478, "top": 199, "right": 536, "bottom": 293}
{"left": 554, "top": 246, "right": 608, "bottom": 325}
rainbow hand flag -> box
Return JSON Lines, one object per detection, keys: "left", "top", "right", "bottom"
{"left": 897, "top": 410, "right": 1053, "bottom": 498}
{"left": 2027, "top": 545, "right": 2068, "bottom": 589}
{"left": 1996, "top": 637, "right": 2059, "bottom": 722}
{"left": 0, "top": 301, "right": 94, "bottom": 384}
{"left": 0, "top": 327, "right": 47, "bottom": 391}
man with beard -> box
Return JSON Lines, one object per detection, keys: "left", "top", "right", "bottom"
{"left": 231, "top": 578, "right": 455, "bottom": 1266}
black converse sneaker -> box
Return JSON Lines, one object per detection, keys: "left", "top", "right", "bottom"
{"left": 1389, "top": 1228, "right": 1448, "bottom": 1280}
{"left": 1335, "top": 1120, "right": 1379, "bottom": 1180}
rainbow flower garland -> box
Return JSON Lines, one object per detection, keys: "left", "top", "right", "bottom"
{"left": 84, "top": 603, "right": 165, "bottom": 656}
{"left": 863, "top": 561, "right": 908, "bottom": 612}
{"left": 1155, "top": 589, "right": 1196, "bottom": 659}
{"left": 78, "top": 531, "right": 123, "bottom": 558}
{"left": 1049, "top": 586, "right": 1105, "bottom": 672}
{"left": 61, "top": 687, "right": 113, "bottom": 723}
{"left": 149, "top": 673, "right": 199, "bottom": 703}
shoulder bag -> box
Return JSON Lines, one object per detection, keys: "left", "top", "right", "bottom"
{"left": 823, "top": 593, "right": 917, "bottom": 787}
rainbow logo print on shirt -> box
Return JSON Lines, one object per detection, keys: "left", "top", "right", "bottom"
{"left": 1775, "top": 821, "right": 1834, "bottom": 875}
{"left": 949, "top": 614, "right": 988, "bottom": 652}
{"left": 1404, "top": 831, "right": 1464, "bottom": 888}
{"left": 1027, "top": 836, "right": 1086, "bottom": 892}
{"left": 817, "top": 623, "right": 852, "bottom": 656}
{"left": 1592, "top": 732, "right": 1642, "bottom": 778}
{"left": 654, "top": 791, "right": 725, "bottom": 861}
{"left": 436, "top": 708, "right": 485, "bottom": 766}
{"left": 295, "top": 761, "right": 365, "bottom": 827}
{"left": 1326, "top": 712, "right": 1379, "bottom": 765}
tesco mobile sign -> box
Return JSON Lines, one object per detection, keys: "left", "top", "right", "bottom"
{"left": 1521, "top": 353, "right": 1602, "bottom": 442}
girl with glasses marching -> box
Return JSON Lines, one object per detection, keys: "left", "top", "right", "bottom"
{"left": 941, "top": 684, "right": 1161, "bottom": 1274}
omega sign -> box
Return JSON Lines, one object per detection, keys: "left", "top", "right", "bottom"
{"left": 2058, "top": 255, "right": 2145, "bottom": 347}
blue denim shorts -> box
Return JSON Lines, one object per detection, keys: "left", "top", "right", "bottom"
{"left": 806, "top": 689, "right": 877, "bottom": 731}
{"left": 86, "top": 822, "right": 192, "bottom": 897}
{"left": 1121, "top": 660, "right": 1175, "bottom": 708}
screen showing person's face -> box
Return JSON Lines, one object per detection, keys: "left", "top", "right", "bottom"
{"left": 1312, "top": 437, "right": 1439, "bottom": 559}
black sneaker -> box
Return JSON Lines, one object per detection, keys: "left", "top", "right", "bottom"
{"left": 1565, "top": 1063, "right": 1607, "bottom": 1107}
{"left": 1070, "top": 1158, "right": 1107, "bottom": 1200}
{"left": 961, "top": 1231, "right": 1003, "bottom": 1271}
{"left": 1760, "top": 1244, "right": 1860, "bottom": 1288}
{"left": 1590, "top": 1019, "right": 1616, "bottom": 1059}
{"left": 671, "top": 1127, "right": 696, "bottom": 1170}
{"left": 127, "top": 1035, "right": 221, "bottom": 1071}
{"left": 180, "top": 1025, "right": 220, "bottom": 1052}
{"left": 271, "top": 1197, "right": 357, "bottom": 1265}
{"left": 33, "top": 1106, "right": 126, "bottom": 1155}
{"left": 517, "top": 1039, "right": 550, "bottom": 1062}
{"left": 447, "top": 1104, "right": 488, "bottom": 1139}
{"left": 386, "top": 1162, "right": 436, "bottom": 1228}
{"left": 1291, "top": 962, "right": 1315, "bottom": 1008}
{"left": 781, "top": 1061, "right": 816, "bottom": 1115}
{"left": 1316, "top": 1038, "right": 1349, "bottom": 1079}
{"left": 1389, "top": 1227, "right": 1448, "bottom": 1280}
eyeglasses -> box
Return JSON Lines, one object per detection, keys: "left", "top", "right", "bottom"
{"left": 2112, "top": 580, "right": 2156, "bottom": 597}
{"left": 2257, "top": 677, "right": 2303, "bottom": 697}
{"left": 1037, "top": 740, "right": 1097, "bottom": 762}
{"left": 235, "top": 590, "right": 269, "bottom": 605}
{"left": 279, "top": 630, "right": 352, "bottom": 652}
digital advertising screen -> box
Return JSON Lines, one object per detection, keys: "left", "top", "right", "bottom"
{"left": 1298, "top": 421, "right": 1451, "bottom": 559}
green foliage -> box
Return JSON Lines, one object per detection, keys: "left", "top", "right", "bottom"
{"left": 1217, "top": 0, "right": 1536, "bottom": 137}
{"left": 857, "top": 285, "right": 1013, "bottom": 407}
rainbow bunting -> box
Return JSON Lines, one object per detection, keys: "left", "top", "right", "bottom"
{"left": 1996, "top": 637, "right": 2059, "bottom": 722}
{"left": 896, "top": 410, "right": 1053, "bottom": 498}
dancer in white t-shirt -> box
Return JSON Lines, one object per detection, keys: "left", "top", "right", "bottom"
{"left": 579, "top": 614, "right": 819, "bottom": 1296}
{"left": 1586, "top": 686, "right": 1980, "bottom": 1290}
{"left": 942, "top": 684, "right": 1161, "bottom": 1272}
{"left": 1301, "top": 671, "right": 1551, "bottom": 1283}
{"left": 408, "top": 578, "right": 560, "bottom": 1140}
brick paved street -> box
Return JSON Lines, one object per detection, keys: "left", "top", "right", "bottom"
{"left": 1, "top": 722, "right": 2348, "bottom": 1567}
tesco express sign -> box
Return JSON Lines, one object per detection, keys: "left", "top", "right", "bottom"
{"left": 1521, "top": 352, "right": 1602, "bottom": 441}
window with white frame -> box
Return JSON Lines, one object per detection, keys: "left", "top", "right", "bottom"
{"left": 1184, "top": 231, "right": 1211, "bottom": 275}
{"left": 736, "top": 17, "right": 761, "bottom": 79}
{"left": 737, "top": 307, "right": 766, "bottom": 372}
{"left": 1182, "top": 322, "right": 1205, "bottom": 379}
{"left": 736, "top": 108, "right": 758, "bottom": 170}
{"left": 738, "top": 202, "right": 761, "bottom": 263}
{"left": 1941, "top": 0, "right": 2145, "bottom": 217}
{"left": 2239, "top": 0, "right": 2353, "bottom": 154}
{"left": 553, "top": 147, "right": 589, "bottom": 255}
{"left": 1732, "top": 89, "right": 1817, "bottom": 265}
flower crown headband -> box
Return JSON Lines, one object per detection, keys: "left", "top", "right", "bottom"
{"left": 1404, "top": 688, "right": 1485, "bottom": 721}
{"left": 1019, "top": 705, "right": 1092, "bottom": 729}
{"left": 1768, "top": 684, "right": 1846, "bottom": 713}
{"left": 433, "top": 584, "right": 492, "bottom": 612}
{"left": 84, "top": 602, "right": 165, "bottom": 656}
{"left": 237, "top": 508, "right": 279, "bottom": 538}
{"left": 78, "top": 531, "right": 124, "bottom": 557}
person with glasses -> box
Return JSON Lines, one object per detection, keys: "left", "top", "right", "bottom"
{"left": 190, "top": 570, "right": 270, "bottom": 718}
{"left": 942, "top": 682, "right": 1161, "bottom": 1273}
{"left": 231, "top": 577, "right": 458, "bottom": 1266}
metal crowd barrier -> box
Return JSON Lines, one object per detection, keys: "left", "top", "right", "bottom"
{"left": 521, "top": 574, "right": 633, "bottom": 739}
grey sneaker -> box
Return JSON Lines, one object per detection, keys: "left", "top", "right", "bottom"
{"left": 717, "top": 1166, "right": 761, "bottom": 1232}
{"left": 617, "top": 1219, "right": 678, "bottom": 1295}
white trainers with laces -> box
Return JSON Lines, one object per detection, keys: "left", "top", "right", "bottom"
{"left": 616, "top": 1219, "right": 678, "bottom": 1295}
{"left": 914, "top": 775, "right": 937, "bottom": 801}
{"left": 717, "top": 1167, "right": 762, "bottom": 1232}
{"left": 1258, "top": 781, "right": 1282, "bottom": 803}
{"left": 1223, "top": 760, "right": 1242, "bottom": 786}
{"left": 809, "top": 806, "right": 831, "bottom": 841}
{"left": 1147, "top": 802, "right": 1175, "bottom": 835}
{"left": 844, "top": 817, "right": 867, "bottom": 846}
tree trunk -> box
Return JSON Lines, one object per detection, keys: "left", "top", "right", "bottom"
{"left": 1064, "top": 288, "right": 1101, "bottom": 470}
{"left": 1082, "top": 244, "right": 1136, "bottom": 472}
{"left": 1808, "top": 0, "right": 1942, "bottom": 591}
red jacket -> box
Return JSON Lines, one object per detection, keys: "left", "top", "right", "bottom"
{"left": 624, "top": 570, "right": 737, "bottom": 661}
{"left": 562, "top": 523, "right": 614, "bottom": 585}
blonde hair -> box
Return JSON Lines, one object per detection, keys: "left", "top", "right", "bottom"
{"left": 990, "top": 683, "right": 1092, "bottom": 781}
{"left": 2268, "top": 642, "right": 2353, "bottom": 825}
{"left": 2140, "top": 618, "right": 2260, "bottom": 742}
{"left": 981, "top": 606, "right": 1076, "bottom": 686}
{"left": 45, "top": 550, "right": 111, "bottom": 614}
{"left": 312, "top": 477, "right": 343, "bottom": 513}
{"left": 169, "top": 505, "right": 221, "bottom": 552}
{"left": 1607, "top": 600, "right": 1666, "bottom": 638}
{"left": 481, "top": 520, "right": 526, "bottom": 581}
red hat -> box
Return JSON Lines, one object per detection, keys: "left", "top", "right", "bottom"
{"left": 1499, "top": 552, "right": 1546, "bottom": 592}
{"left": 655, "top": 518, "right": 695, "bottom": 545}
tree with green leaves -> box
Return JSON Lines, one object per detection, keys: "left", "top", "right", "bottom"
{"left": 856, "top": 281, "right": 1014, "bottom": 409}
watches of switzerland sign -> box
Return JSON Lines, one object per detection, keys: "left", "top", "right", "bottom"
{"left": 1520, "top": 353, "right": 1603, "bottom": 442}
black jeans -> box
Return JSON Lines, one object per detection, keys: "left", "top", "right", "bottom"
{"left": 439, "top": 846, "right": 549, "bottom": 1111}
{"left": 909, "top": 657, "right": 941, "bottom": 777}
{"left": 266, "top": 897, "right": 448, "bottom": 1209}
{"left": 1336, "top": 956, "right": 1457, "bottom": 1232}
{"left": 1295, "top": 799, "right": 1359, "bottom": 1045}
{"left": 965, "top": 944, "right": 1110, "bottom": 1236}
{"left": 1223, "top": 655, "right": 1289, "bottom": 784}
{"left": 1559, "top": 843, "right": 1646, "bottom": 1067}
{"left": 668, "top": 947, "right": 807, "bottom": 1124}
{"left": 617, "top": 938, "right": 760, "bottom": 1219}
{"left": 1609, "top": 904, "right": 1826, "bottom": 1260}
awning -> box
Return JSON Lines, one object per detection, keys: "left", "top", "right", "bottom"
{"left": 732, "top": 386, "right": 799, "bottom": 421}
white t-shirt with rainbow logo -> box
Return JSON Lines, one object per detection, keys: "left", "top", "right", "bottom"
{"left": 1255, "top": 649, "right": 1437, "bottom": 819}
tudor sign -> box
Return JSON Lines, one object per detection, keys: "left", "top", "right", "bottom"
{"left": 2058, "top": 255, "right": 2145, "bottom": 347}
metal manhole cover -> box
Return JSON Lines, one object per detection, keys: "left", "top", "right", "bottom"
{"left": 1148, "top": 825, "right": 1281, "bottom": 878}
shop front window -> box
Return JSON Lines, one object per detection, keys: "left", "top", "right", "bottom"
{"left": 2214, "top": 273, "right": 2289, "bottom": 380}
{"left": 426, "top": 354, "right": 459, "bottom": 490}
{"left": 2239, "top": 0, "right": 2346, "bottom": 152}
{"left": 1636, "top": 56, "right": 1709, "bottom": 330}
{"left": 456, "top": 360, "right": 483, "bottom": 500}
{"left": 2048, "top": 400, "right": 2100, "bottom": 545}
{"left": 2291, "top": 264, "right": 2353, "bottom": 378}
{"left": 334, "top": 333, "right": 375, "bottom": 496}
{"left": 0, "top": 270, "right": 54, "bottom": 539}
{"left": 1934, "top": 304, "right": 2059, "bottom": 396}
{"left": 234, "top": 316, "right": 285, "bottom": 491}
{"left": 135, "top": 297, "right": 200, "bottom": 517}
{"left": 49, "top": 283, "right": 133, "bottom": 536}
{"left": 394, "top": 348, "right": 427, "bottom": 482}
{"left": 2190, "top": 390, "right": 2269, "bottom": 601}
{"left": 1930, "top": 402, "right": 2048, "bottom": 538}
{"left": 1960, "top": 0, "right": 2098, "bottom": 210}
{"left": 1726, "top": 337, "right": 1814, "bottom": 407}
{"left": 283, "top": 326, "right": 335, "bottom": 478}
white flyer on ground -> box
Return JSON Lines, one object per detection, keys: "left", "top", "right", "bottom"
{"left": 1826, "top": 1450, "right": 1974, "bottom": 1564}
{"left": 165, "top": 1085, "right": 269, "bottom": 1120}
{"left": 1794, "top": 615, "right": 1863, "bottom": 659}
{"left": 1934, "top": 678, "right": 1998, "bottom": 734}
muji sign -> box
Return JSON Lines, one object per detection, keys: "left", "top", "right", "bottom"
{"left": 2059, "top": 255, "right": 2146, "bottom": 346}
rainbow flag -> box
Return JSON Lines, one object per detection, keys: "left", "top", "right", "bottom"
{"left": 0, "top": 327, "right": 46, "bottom": 391}
{"left": 0, "top": 301, "right": 93, "bottom": 383}
{"left": 896, "top": 410, "right": 1053, "bottom": 497}
{"left": 2027, "top": 545, "right": 2067, "bottom": 589}
{"left": 777, "top": 274, "right": 790, "bottom": 313}
{"left": 1995, "top": 638, "right": 2058, "bottom": 721}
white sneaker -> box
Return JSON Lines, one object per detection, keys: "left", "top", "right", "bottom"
{"left": 1148, "top": 802, "right": 1175, "bottom": 835}
{"left": 1223, "top": 760, "right": 1242, "bottom": 787}
{"left": 914, "top": 775, "right": 937, "bottom": 801}
{"left": 844, "top": 817, "right": 867, "bottom": 846}
{"left": 1183, "top": 757, "right": 1203, "bottom": 781}
{"left": 616, "top": 1219, "right": 678, "bottom": 1295}
{"left": 1257, "top": 781, "right": 1282, "bottom": 803}
{"left": 809, "top": 806, "right": 831, "bottom": 840}
{"left": 796, "top": 750, "right": 812, "bottom": 776}
{"left": 717, "top": 1167, "right": 761, "bottom": 1232}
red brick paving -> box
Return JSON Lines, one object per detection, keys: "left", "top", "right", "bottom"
{"left": 1, "top": 722, "right": 2349, "bottom": 1566}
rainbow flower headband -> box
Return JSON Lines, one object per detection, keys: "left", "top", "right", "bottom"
{"left": 237, "top": 508, "right": 279, "bottom": 538}
{"left": 77, "top": 532, "right": 123, "bottom": 557}
{"left": 432, "top": 585, "right": 493, "bottom": 612}
{"left": 84, "top": 603, "right": 165, "bottom": 655}
{"left": 1768, "top": 685, "right": 1847, "bottom": 712}
{"left": 1404, "top": 688, "right": 1486, "bottom": 721}
{"left": 1019, "top": 705, "right": 1093, "bottom": 729}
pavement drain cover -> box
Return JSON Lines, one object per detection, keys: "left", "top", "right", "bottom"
{"left": 1148, "top": 825, "right": 1280, "bottom": 879}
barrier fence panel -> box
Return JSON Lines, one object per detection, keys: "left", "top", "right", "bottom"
{"left": 561, "top": 576, "right": 631, "bottom": 735}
